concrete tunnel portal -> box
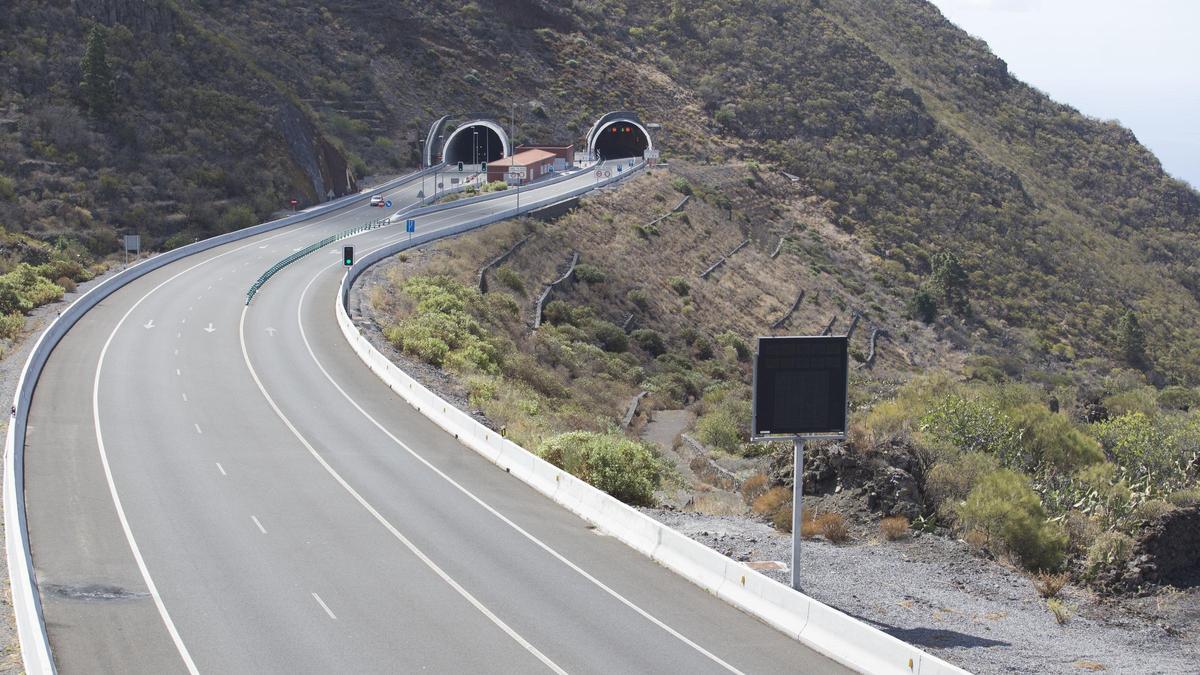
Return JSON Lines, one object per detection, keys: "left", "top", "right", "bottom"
{"left": 441, "top": 120, "right": 509, "bottom": 165}
{"left": 586, "top": 112, "right": 653, "bottom": 161}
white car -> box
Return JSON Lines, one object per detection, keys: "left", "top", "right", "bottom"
{"left": 369, "top": 194, "right": 385, "bottom": 207}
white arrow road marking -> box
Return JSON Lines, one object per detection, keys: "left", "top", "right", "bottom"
{"left": 265, "top": 327, "right": 277, "bottom": 336}
{"left": 203, "top": 323, "right": 215, "bottom": 333}
{"left": 143, "top": 320, "right": 155, "bottom": 329}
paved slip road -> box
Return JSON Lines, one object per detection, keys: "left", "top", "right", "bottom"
{"left": 24, "top": 165, "right": 849, "bottom": 673}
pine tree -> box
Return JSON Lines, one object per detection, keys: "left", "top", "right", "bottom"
{"left": 931, "top": 250, "right": 969, "bottom": 313}
{"left": 80, "top": 26, "right": 116, "bottom": 119}
{"left": 1117, "top": 311, "right": 1146, "bottom": 365}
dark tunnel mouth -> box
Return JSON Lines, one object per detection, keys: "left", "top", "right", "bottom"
{"left": 593, "top": 122, "right": 650, "bottom": 160}
{"left": 442, "top": 125, "right": 506, "bottom": 165}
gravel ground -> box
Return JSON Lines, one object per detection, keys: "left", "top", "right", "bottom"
{"left": 642, "top": 508, "right": 1200, "bottom": 674}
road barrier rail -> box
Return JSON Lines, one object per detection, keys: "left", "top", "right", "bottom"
{"left": 3, "top": 164, "right": 438, "bottom": 674}
{"left": 335, "top": 160, "right": 966, "bottom": 675}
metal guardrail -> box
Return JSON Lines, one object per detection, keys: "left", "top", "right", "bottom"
{"left": 245, "top": 216, "right": 391, "bottom": 305}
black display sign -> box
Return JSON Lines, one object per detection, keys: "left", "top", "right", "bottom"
{"left": 752, "top": 336, "right": 848, "bottom": 438}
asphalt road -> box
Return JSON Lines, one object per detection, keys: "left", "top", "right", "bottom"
{"left": 24, "top": 164, "right": 849, "bottom": 673}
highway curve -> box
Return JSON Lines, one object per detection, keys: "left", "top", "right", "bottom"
{"left": 23, "top": 166, "right": 849, "bottom": 673}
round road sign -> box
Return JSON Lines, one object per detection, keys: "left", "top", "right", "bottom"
{"left": 595, "top": 170, "right": 602, "bottom": 178}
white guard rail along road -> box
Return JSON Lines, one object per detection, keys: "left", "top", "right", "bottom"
{"left": 10, "top": 155, "right": 965, "bottom": 674}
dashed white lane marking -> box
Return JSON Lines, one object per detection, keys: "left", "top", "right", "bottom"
{"left": 216, "top": 462, "right": 227, "bottom": 476}
{"left": 287, "top": 231, "right": 743, "bottom": 675}
{"left": 173, "top": 349, "right": 178, "bottom": 356}
{"left": 88, "top": 187, "right": 390, "bottom": 675}
{"left": 312, "top": 593, "right": 337, "bottom": 620}
{"left": 181, "top": 393, "right": 188, "bottom": 402}
{"left": 251, "top": 516, "right": 267, "bottom": 534}
{"left": 180, "top": 318, "right": 186, "bottom": 324}
{"left": 176, "top": 332, "right": 181, "bottom": 339}
{"left": 193, "top": 423, "right": 202, "bottom": 435}
{"left": 239, "top": 307, "right": 565, "bottom": 674}
{"left": 175, "top": 369, "right": 181, "bottom": 376}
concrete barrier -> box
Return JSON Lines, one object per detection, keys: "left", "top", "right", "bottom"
{"left": 334, "top": 169, "right": 967, "bottom": 675}
{"left": 3, "top": 165, "right": 435, "bottom": 674}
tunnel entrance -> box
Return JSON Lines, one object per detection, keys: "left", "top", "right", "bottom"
{"left": 442, "top": 122, "right": 508, "bottom": 165}
{"left": 592, "top": 122, "right": 650, "bottom": 160}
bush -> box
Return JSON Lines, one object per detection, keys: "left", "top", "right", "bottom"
{"left": 539, "top": 431, "right": 663, "bottom": 506}
{"left": 1085, "top": 531, "right": 1134, "bottom": 577}
{"left": 1047, "top": 599, "right": 1071, "bottom": 625}
{"left": 817, "top": 512, "right": 851, "bottom": 543}
{"left": 631, "top": 328, "right": 666, "bottom": 356}
{"left": 880, "top": 516, "right": 910, "bottom": 541}
{"left": 591, "top": 321, "right": 629, "bottom": 353}
{"left": 388, "top": 276, "right": 500, "bottom": 374}
{"left": 717, "top": 332, "right": 752, "bottom": 361}
{"left": 0, "top": 264, "right": 65, "bottom": 315}
{"left": 741, "top": 473, "right": 769, "bottom": 504}
{"left": 925, "top": 452, "right": 999, "bottom": 514}
{"left": 771, "top": 505, "right": 793, "bottom": 532}
{"left": 696, "top": 388, "right": 751, "bottom": 454}
{"left": 908, "top": 287, "right": 937, "bottom": 323}
{"left": 1134, "top": 499, "right": 1174, "bottom": 522}
{"left": 667, "top": 276, "right": 690, "bottom": 296}
{"left": 574, "top": 264, "right": 606, "bottom": 284}
{"left": 1033, "top": 571, "right": 1068, "bottom": 599}
{"left": 1167, "top": 487, "right": 1200, "bottom": 507}
{"left": 957, "top": 469, "right": 1066, "bottom": 570}
{"left": 671, "top": 177, "right": 693, "bottom": 195}
{"left": 752, "top": 486, "right": 790, "bottom": 519}
{"left": 0, "top": 312, "right": 24, "bottom": 340}
{"left": 626, "top": 288, "right": 649, "bottom": 310}
{"left": 495, "top": 266, "right": 524, "bottom": 294}
{"left": 1008, "top": 404, "right": 1104, "bottom": 472}
{"left": 0, "top": 174, "right": 15, "bottom": 201}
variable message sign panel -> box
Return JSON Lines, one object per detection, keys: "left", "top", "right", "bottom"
{"left": 752, "top": 336, "right": 848, "bottom": 439}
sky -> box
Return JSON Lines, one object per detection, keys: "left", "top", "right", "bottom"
{"left": 927, "top": 0, "right": 1200, "bottom": 188}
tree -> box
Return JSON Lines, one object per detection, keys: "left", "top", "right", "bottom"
{"left": 1116, "top": 311, "right": 1146, "bottom": 366}
{"left": 930, "top": 251, "right": 969, "bottom": 313}
{"left": 80, "top": 26, "right": 116, "bottom": 119}
{"left": 908, "top": 287, "right": 937, "bottom": 323}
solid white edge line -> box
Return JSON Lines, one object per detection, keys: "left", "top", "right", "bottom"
{"left": 88, "top": 216, "right": 341, "bottom": 674}
{"left": 7, "top": 167, "right": 430, "bottom": 673}
{"left": 293, "top": 251, "right": 742, "bottom": 675}
{"left": 238, "top": 305, "right": 566, "bottom": 675}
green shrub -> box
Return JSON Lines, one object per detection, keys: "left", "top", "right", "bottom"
{"left": 0, "top": 312, "right": 24, "bottom": 340}
{"left": 925, "top": 452, "right": 999, "bottom": 514}
{"left": 574, "top": 264, "right": 606, "bottom": 284}
{"left": 696, "top": 388, "right": 751, "bottom": 454}
{"left": 957, "top": 470, "right": 1066, "bottom": 570}
{"left": 1158, "top": 386, "right": 1199, "bottom": 411}
{"left": 0, "top": 174, "right": 15, "bottom": 201}
{"left": 1085, "top": 531, "right": 1134, "bottom": 577}
{"left": 539, "top": 431, "right": 662, "bottom": 505}
{"left": 1008, "top": 404, "right": 1104, "bottom": 473}
{"left": 0, "top": 264, "right": 65, "bottom": 315}
{"left": 717, "top": 332, "right": 752, "bottom": 362}
{"left": 626, "top": 288, "right": 649, "bottom": 310}
{"left": 590, "top": 321, "right": 628, "bottom": 353}
{"left": 671, "top": 177, "right": 693, "bottom": 195}
{"left": 907, "top": 287, "right": 937, "bottom": 323}
{"left": 1167, "top": 487, "right": 1200, "bottom": 507}
{"left": 668, "top": 276, "right": 690, "bottom": 296}
{"left": 921, "top": 395, "right": 1027, "bottom": 469}
{"left": 387, "top": 276, "right": 500, "bottom": 374}
{"left": 494, "top": 266, "right": 524, "bottom": 294}
{"left": 631, "top": 328, "right": 666, "bottom": 356}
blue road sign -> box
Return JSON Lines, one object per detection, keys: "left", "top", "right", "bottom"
{"left": 385, "top": 199, "right": 393, "bottom": 208}
{"left": 406, "top": 219, "right": 416, "bottom": 233}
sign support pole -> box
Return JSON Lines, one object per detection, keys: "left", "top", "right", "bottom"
{"left": 791, "top": 438, "right": 804, "bottom": 590}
